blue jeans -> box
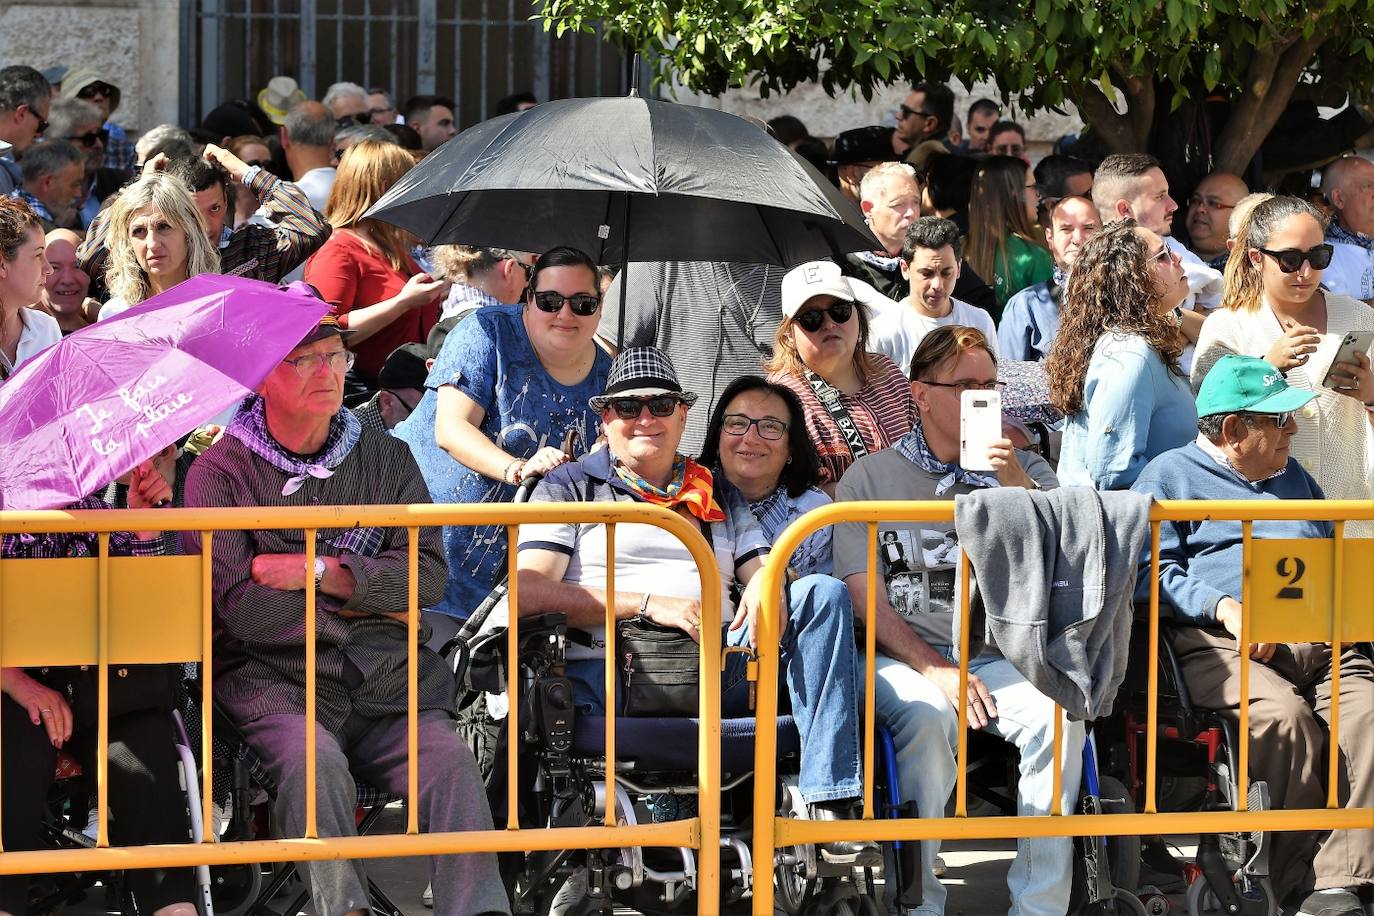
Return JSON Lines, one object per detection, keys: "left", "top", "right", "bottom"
{"left": 872, "top": 649, "right": 1085, "bottom": 916}
{"left": 567, "top": 574, "right": 862, "bottom": 806}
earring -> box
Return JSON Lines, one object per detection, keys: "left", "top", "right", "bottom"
{"left": 785, "top": 456, "right": 792, "bottom": 464}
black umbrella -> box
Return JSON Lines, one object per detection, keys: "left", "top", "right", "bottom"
{"left": 364, "top": 93, "right": 880, "bottom": 268}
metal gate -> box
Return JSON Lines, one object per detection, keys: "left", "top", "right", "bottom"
{"left": 178, "top": 0, "right": 640, "bottom": 130}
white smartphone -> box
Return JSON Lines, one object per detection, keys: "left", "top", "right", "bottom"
{"left": 1321, "top": 330, "right": 1374, "bottom": 389}
{"left": 960, "top": 389, "right": 1002, "bottom": 471}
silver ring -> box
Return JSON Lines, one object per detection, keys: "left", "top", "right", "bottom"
{"left": 39, "top": 708, "right": 52, "bottom": 715}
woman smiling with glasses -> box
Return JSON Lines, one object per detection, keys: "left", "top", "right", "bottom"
{"left": 766, "top": 260, "right": 914, "bottom": 494}
{"left": 1194, "top": 195, "right": 1374, "bottom": 532}
{"left": 392, "top": 245, "right": 612, "bottom": 642}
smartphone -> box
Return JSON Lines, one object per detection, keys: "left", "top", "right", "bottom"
{"left": 960, "top": 389, "right": 1002, "bottom": 471}
{"left": 1321, "top": 330, "right": 1374, "bottom": 389}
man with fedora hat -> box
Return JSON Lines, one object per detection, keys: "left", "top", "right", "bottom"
{"left": 1132, "top": 354, "right": 1374, "bottom": 916}
{"left": 257, "top": 75, "right": 308, "bottom": 130}
{"left": 183, "top": 314, "right": 509, "bottom": 916}
{"left": 831, "top": 124, "right": 900, "bottom": 208}
{"left": 516, "top": 346, "right": 877, "bottom": 869}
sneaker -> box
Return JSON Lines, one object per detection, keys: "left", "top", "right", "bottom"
{"left": 422, "top": 881, "right": 433, "bottom": 908}
{"left": 548, "top": 868, "right": 589, "bottom": 916}
{"left": 82, "top": 806, "right": 99, "bottom": 841}
{"left": 1296, "top": 888, "right": 1364, "bottom": 916}
{"left": 809, "top": 801, "right": 883, "bottom": 867}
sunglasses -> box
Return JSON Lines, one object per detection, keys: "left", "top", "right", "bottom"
{"left": 607, "top": 395, "right": 682, "bottom": 419}
{"left": 899, "top": 104, "right": 934, "bottom": 121}
{"left": 77, "top": 83, "right": 114, "bottom": 100}
{"left": 25, "top": 107, "right": 47, "bottom": 136}
{"left": 66, "top": 128, "right": 109, "bottom": 148}
{"left": 1255, "top": 245, "right": 1334, "bottom": 273}
{"left": 794, "top": 300, "right": 854, "bottom": 333}
{"left": 1148, "top": 246, "right": 1178, "bottom": 265}
{"left": 335, "top": 113, "right": 371, "bottom": 127}
{"left": 531, "top": 290, "right": 600, "bottom": 316}
{"left": 1261, "top": 411, "right": 1295, "bottom": 428}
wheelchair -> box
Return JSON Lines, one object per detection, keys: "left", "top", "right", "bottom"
{"left": 453, "top": 608, "right": 907, "bottom": 915}
{"left": 1102, "top": 616, "right": 1278, "bottom": 916}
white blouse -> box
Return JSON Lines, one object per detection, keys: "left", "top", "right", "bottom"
{"left": 1193, "top": 293, "right": 1374, "bottom": 536}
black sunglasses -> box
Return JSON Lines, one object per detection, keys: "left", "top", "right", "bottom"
{"left": 76, "top": 83, "right": 114, "bottom": 100}
{"left": 66, "top": 128, "right": 109, "bottom": 148}
{"left": 532, "top": 290, "right": 600, "bottom": 316}
{"left": 794, "top": 300, "right": 855, "bottom": 333}
{"left": 25, "top": 107, "right": 47, "bottom": 136}
{"left": 899, "top": 104, "right": 934, "bottom": 120}
{"left": 335, "top": 113, "right": 371, "bottom": 127}
{"left": 608, "top": 395, "right": 682, "bottom": 419}
{"left": 1256, "top": 245, "right": 1334, "bottom": 273}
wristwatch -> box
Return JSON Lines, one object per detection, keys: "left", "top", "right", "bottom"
{"left": 313, "top": 557, "right": 327, "bottom": 590}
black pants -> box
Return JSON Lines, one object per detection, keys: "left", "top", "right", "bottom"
{"left": 0, "top": 701, "right": 197, "bottom": 915}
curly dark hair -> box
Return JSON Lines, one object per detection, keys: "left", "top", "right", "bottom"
{"left": 1045, "top": 219, "right": 1185, "bottom": 415}
{"left": 0, "top": 196, "right": 43, "bottom": 263}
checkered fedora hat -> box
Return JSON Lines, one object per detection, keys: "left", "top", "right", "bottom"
{"left": 589, "top": 347, "right": 699, "bottom": 410}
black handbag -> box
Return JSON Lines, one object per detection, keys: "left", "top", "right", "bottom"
{"left": 615, "top": 617, "right": 700, "bottom": 717}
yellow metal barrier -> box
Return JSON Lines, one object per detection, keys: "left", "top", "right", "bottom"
{"left": 0, "top": 502, "right": 722, "bottom": 903}
{"left": 750, "top": 498, "right": 1374, "bottom": 915}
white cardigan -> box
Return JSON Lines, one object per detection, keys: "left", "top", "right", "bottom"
{"left": 1193, "top": 293, "right": 1374, "bottom": 536}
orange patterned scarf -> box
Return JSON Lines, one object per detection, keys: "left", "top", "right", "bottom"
{"left": 614, "top": 455, "right": 725, "bottom": 522}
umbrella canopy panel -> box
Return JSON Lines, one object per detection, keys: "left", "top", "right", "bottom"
{"left": 368, "top": 95, "right": 879, "bottom": 265}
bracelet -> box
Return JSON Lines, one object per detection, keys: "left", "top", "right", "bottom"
{"left": 502, "top": 458, "right": 523, "bottom": 485}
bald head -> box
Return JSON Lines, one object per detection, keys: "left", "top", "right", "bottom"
{"left": 44, "top": 228, "right": 91, "bottom": 311}
{"left": 1185, "top": 171, "right": 1248, "bottom": 260}
{"left": 1322, "top": 156, "right": 1374, "bottom": 235}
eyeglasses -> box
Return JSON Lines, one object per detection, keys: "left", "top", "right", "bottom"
{"left": 76, "top": 83, "right": 113, "bottom": 100}
{"left": 66, "top": 129, "right": 109, "bottom": 148}
{"left": 509, "top": 257, "right": 534, "bottom": 283}
{"left": 899, "top": 104, "right": 934, "bottom": 121}
{"left": 335, "top": 113, "right": 371, "bottom": 127}
{"left": 24, "top": 106, "right": 47, "bottom": 136}
{"left": 921, "top": 379, "right": 1006, "bottom": 393}
{"left": 1258, "top": 411, "right": 1295, "bottom": 428}
{"left": 607, "top": 395, "right": 683, "bottom": 419}
{"left": 332, "top": 147, "right": 347, "bottom": 161}
{"left": 722, "top": 413, "right": 789, "bottom": 440}
{"left": 1187, "top": 194, "right": 1235, "bottom": 211}
{"left": 531, "top": 290, "right": 600, "bottom": 316}
{"left": 282, "top": 349, "right": 355, "bottom": 377}
{"left": 794, "top": 300, "right": 854, "bottom": 333}
{"left": 367, "top": 107, "right": 395, "bottom": 119}
{"left": 1255, "top": 245, "right": 1334, "bottom": 273}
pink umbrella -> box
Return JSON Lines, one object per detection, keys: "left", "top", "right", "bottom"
{"left": 0, "top": 275, "right": 330, "bottom": 510}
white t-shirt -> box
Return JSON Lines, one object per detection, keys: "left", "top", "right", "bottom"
{"left": 12, "top": 307, "right": 62, "bottom": 371}
{"left": 1324, "top": 239, "right": 1374, "bottom": 302}
{"left": 99, "top": 296, "right": 132, "bottom": 321}
{"left": 869, "top": 297, "right": 997, "bottom": 374}
{"left": 278, "top": 167, "right": 337, "bottom": 284}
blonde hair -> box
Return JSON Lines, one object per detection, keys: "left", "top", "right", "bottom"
{"left": 430, "top": 245, "right": 517, "bottom": 283}
{"left": 325, "top": 141, "right": 417, "bottom": 271}
{"left": 103, "top": 173, "right": 220, "bottom": 306}
{"left": 1219, "top": 195, "right": 1327, "bottom": 313}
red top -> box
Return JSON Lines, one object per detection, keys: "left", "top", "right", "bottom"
{"left": 303, "top": 229, "right": 439, "bottom": 383}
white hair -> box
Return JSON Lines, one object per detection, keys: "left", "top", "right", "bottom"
{"left": 322, "top": 82, "right": 368, "bottom": 111}
{"left": 135, "top": 124, "right": 193, "bottom": 163}
{"left": 859, "top": 161, "right": 919, "bottom": 204}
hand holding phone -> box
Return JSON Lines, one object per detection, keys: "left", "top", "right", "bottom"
{"left": 960, "top": 390, "right": 1002, "bottom": 471}
{"left": 1320, "top": 330, "right": 1374, "bottom": 390}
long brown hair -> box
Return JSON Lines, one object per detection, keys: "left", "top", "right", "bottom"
{"left": 1219, "top": 195, "right": 1328, "bottom": 313}
{"left": 325, "top": 141, "right": 417, "bottom": 271}
{"left": 1045, "top": 220, "right": 1185, "bottom": 415}
{"left": 764, "top": 301, "right": 876, "bottom": 386}
{"left": 966, "top": 155, "right": 1045, "bottom": 285}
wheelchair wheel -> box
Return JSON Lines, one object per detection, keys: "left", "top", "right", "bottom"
{"left": 1185, "top": 874, "right": 1277, "bottom": 916}
{"left": 1113, "top": 887, "right": 1149, "bottom": 916}
{"left": 775, "top": 779, "right": 817, "bottom": 916}
{"left": 207, "top": 863, "right": 263, "bottom": 916}
{"left": 1098, "top": 775, "right": 1142, "bottom": 893}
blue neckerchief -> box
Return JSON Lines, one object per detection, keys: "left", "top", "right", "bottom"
{"left": 10, "top": 188, "right": 54, "bottom": 224}
{"left": 854, "top": 249, "right": 903, "bottom": 273}
{"left": 226, "top": 395, "right": 362, "bottom": 496}
{"left": 893, "top": 421, "right": 1000, "bottom": 496}
{"left": 1329, "top": 221, "right": 1374, "bottom": 252}
{"left": 1052, "top": 265, "right": 1068, "bottom": 288}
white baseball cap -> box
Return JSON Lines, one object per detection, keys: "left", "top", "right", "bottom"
{"left": 781, "top": 261, "right": 856, "bottom": 319}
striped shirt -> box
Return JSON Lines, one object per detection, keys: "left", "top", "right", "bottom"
{"left": 771, "top": 353, "right": 916, "bottom": 486}
{"left": 599, "top": 260, "right": 783, "bottom": 455}
{"left": 77, "top": 167, "right": 331, "bottom": 288}
{"left": 181, "top": 424, "right": 452, "bottom": 732}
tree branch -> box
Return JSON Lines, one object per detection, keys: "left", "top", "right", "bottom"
{"left": 1074, "top": 78, "right": 1143, "bottom": 153}
{"left": 1215, "top": 26, "right": 1329, "bottom": 173}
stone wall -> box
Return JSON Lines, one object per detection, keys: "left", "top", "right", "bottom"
{"left": 675, "top": 77, "right": 1085, "bottom": 152}
{"left": 0, "top": 0, "right": 181, "bottom": 136}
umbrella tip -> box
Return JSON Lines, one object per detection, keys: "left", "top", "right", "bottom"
{"left": 628, "top": 52, "right": 642, "bottom": 98}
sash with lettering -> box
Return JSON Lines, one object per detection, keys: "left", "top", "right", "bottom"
{"left": 802, "top": 367, "right": 869, "bottom": 462}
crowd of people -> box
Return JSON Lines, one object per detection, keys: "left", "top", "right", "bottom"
{"left": 1, "top": 60, "right": 1373, "bottom": 916}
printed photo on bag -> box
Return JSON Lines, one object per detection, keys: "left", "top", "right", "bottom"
{"left": 878, "top": 527, "right": 960, "bottom": 623}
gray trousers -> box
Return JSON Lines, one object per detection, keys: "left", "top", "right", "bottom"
{"left": 1173, "top": 629, "right": 1374, "bottom": 898}
{"left": 240, "top": 709, "right": 510, "bottom": 916}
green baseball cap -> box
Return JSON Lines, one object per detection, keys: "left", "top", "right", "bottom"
{"left": 1196, "top": 354, "right": 1316, "bottom": 418}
